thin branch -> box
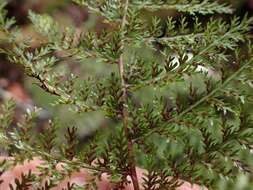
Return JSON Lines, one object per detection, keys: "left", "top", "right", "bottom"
{"left": 30, "top": 73, "right": 97, "bottom": 113}
{"left": 134, "top": 59, "right": 252, "bottom": 141}
{"left": 147, "top": 32, "right": 205, "bottom": 43}
{"left": 4, "top": 155, "right": 110, "bottom": 174}
{"left": 128, "top": 74, "right": 174, "bottom": 92}
{"left": 134, "top": 1, "right": 233, "bottom": 15}
{"left": 172, "top": 60, "right": 252, "bottom": 120}
{"left": 118, "top": 1, "right": 140, "bottom": 190}
{"left": 32, "top": 73, "right": 63, "bottom": 97}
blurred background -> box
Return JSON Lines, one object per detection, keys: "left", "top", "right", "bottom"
{"left": 0, "top": 0, "right": 253, "bottom": 146}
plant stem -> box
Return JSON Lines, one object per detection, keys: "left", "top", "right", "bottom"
{"left": 134, "top": 59, "right": 252, "bottom": 141}
{"left": 118, "top": 1, "right": 140, "bottom": 190}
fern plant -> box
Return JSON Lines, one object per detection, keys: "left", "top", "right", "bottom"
{"left": 1, "top": 0, "right": 253, "bottom": 189}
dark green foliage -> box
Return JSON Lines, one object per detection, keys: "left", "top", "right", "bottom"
{"left": 1, "top": 0, "right": 253, "bottom": 189}
{"left": 0, "top": 159, "right": 6, "bottom": 185}
{"left": 9, "top": 170, "right": 34, "bottom": 190}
